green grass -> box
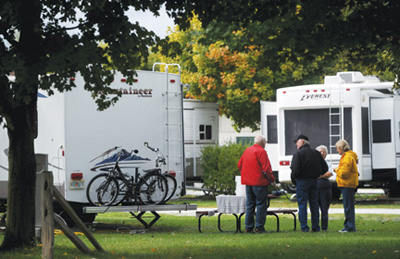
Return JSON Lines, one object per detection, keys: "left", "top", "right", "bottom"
{"left": 1, "top": 195, "right": 399, "bottom": 258}
{"left": 1, "top": 214, "right": 400, "bottom": 258}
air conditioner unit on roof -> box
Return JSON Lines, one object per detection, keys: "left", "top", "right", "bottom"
{"left": 337, "top": 71, "right": 365, "bottom": 83}
{"left": 324, "top": 75, "right": 345, "bottom": 85}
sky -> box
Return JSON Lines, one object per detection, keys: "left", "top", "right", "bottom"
{"left": 60, "top": 5, "right": 176, "bottom": 39}
{"left": 128, "top": 6, "right": 175, "bottom": 38}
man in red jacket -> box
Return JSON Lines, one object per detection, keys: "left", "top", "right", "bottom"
{"left": 238, "top": 135, "right": 275, "bottom": 233}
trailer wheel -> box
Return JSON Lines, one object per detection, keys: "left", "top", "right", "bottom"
{"left": 53, "top": 201, "right": 96, "bottom": 228}
{"left": 389, "top": 182, "right": 400, "bottom": 197}
{"left": 282, "top": 183, "right": 297, "bottom": 193}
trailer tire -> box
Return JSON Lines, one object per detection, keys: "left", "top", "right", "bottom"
{"left": 53, "top": 201, "right": 96, "bottom": 228}
{"left": 389, "top": 182, "right": 400, "bottom": 197}
{"left": 282, "top": 183, "right": 297, "bottom": 194}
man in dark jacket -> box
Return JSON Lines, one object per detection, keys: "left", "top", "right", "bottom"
{"left": 291, "top": 134, "right": 328, "bottom": 232}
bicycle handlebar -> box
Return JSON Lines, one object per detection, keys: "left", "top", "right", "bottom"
{"left": 144, "top": 142, "right": 165, "bottom": 166}
{"left": 144, "top": 142, "right": 158, "bottom": 152}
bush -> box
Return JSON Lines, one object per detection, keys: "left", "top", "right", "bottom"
{"left": 200, "top": 142, "right": 248, "bottom": 197}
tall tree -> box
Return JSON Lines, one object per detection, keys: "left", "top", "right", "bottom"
{"left": 0, "top": 0, "right": 200, "bottom": 251}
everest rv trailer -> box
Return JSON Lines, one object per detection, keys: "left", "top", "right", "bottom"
{"left": 261, "top": 71, "right": 400, "bottom": 197}
{"left": 0, "top": 64, "right": 191, "bottom": 224}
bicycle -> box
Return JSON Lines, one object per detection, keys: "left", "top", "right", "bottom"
{"left": 86, "top": 147, "right": 169, "bottom": 206}
{"left": 143, "top": 142, "right": 177, "bottom": 203}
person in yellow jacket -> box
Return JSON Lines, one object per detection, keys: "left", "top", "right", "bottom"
{"left": 334, "top": 139, "right": 359, "bottom": 233}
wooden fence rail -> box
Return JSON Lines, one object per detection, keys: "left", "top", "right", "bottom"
{"left": 40, "top": 171, "right": 104, "bottom": 259}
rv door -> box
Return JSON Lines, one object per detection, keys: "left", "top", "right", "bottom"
{"left": 370, "top": 97, "right": 396, "bottom": 169}
{"left": 260, "top": 101, "right": 278, "bottom": 171}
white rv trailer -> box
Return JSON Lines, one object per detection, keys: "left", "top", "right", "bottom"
{"left": 183, "top": 99, "right": 219, "bottom": 180}
{"left": 261, "top": 71, "right": 400, "bottom": 197}
{"left": 0, "top": 64, "right": 194, "bottom": 224}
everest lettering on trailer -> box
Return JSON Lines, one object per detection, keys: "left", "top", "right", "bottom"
{"left": 300, "top": 93, "right": 330, "bottom": 101}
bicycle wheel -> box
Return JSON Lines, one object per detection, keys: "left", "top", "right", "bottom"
{"left": 163, "top": 174, "right": 177, "bottom": 203}
{"left": 138, "top": 173, "right": 168, "bottom": 205}
{"left": 113, "top": 175, "right": 130, "bottom": 205}
{"left": 86, "top": 174, "right": 119, "bottom": 206}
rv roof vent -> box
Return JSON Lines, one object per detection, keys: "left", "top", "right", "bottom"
{"left": 364, "top": 75, "right": 381, "bottom": 83}
{"left": 337, "top": 71, "right": 365, "bottom": 83}
{"left": 324, "top": 75, "right": 345, "bottom": 85}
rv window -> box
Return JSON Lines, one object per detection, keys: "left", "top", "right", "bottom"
{"left": 284, "top": 108, "right": 352, "bottom": 155}
{"left": 199, "top": 124, "right": 212, "bottom": 140}
{"left": 206, "top": 125, "right": 212, "bottom": 139}
{"left": 362, "top": 107, "right": 370, "bottom": 154}
{"left": 267, "top": 115, "right": 278, "bottom": 144}
{"left": 372, "top": 120, "right": 391, "bottom": 143}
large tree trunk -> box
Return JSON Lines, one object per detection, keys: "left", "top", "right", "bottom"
{"left": 0, "top": 104, "right": 37, "bottom": 251}
{"left": 1, "top": 0, "right": 41, "bottom": 251}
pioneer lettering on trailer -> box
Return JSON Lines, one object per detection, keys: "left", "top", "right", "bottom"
{"left": 300, "top": 93, "right": 330, "bottom": 101}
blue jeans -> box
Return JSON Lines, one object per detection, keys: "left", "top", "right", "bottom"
{"left": 245, "top": 185, "right": 269, "bottom": 231}
{"left": 340, "top": 187, "right": 356, "bottom": 231}
{"left": 296, "top": 178, "right": 320, "bottom": 232}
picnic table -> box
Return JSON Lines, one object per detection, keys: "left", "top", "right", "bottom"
{"left": 196, "top": 194, "right": 297, "bottom": 233}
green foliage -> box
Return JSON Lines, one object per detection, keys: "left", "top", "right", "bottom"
{"left": 200, "top": 143, "right": 247, "bottom": 197}
{"left": 151, "top": 1, "right": 400, "bottom": 131}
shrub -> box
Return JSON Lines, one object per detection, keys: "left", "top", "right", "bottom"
{"left": 200, "top": 142, "right": 248, "bottom": 197}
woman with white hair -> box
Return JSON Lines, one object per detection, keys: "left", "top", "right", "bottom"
{"left": 316, "top": 145, "right": 334, "bottom": 231}
{"left": 334, "top": 139, "right": 359, "bottom": 233}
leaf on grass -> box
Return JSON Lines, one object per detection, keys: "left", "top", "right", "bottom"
{"left": 372, "top": 250, "right": 377, "bottom": 254}
{"left": 285, "top": 244, "right": 290, "bottom": 248}
{"left": 151, "top": 248, "right": 157, "bottom": 252}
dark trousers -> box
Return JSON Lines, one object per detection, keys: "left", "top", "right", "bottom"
{"left": 318, "top": 187, "right": 332, "bottom": 230}
{"left": 245, "top": 185, "right": 269, "bottom": 231}
{"left": 296, "top": 178, "right": 320, "bottom": 232}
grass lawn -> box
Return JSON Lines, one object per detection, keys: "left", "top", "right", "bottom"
{"left": 1, "top": 194, "right": 399, "bottom": 258}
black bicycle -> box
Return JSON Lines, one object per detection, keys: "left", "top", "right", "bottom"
{"left": 143, "top": 142, "right": 177, "bottom": 203}
{"left": 86, "top": 147, "right": 169, "bottom": 206}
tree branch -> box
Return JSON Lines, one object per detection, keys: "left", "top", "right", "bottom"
{"left": 46, "top": 21, "right": 91, "bottom": 35}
